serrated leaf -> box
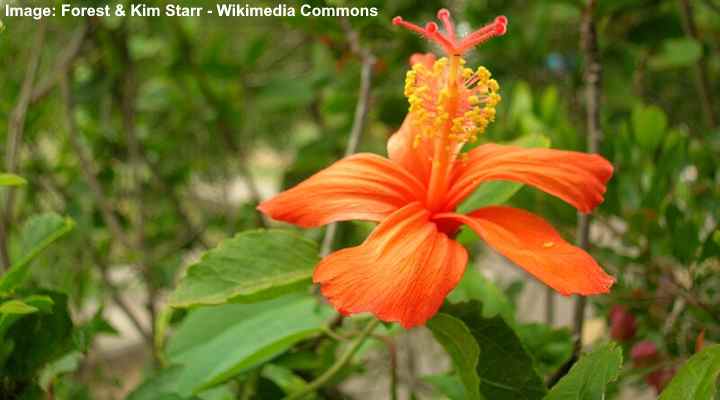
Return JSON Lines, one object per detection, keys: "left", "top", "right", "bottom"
{"left": 169, "top": 230, "right": 319, "bottom": 308}
{"left": 544, "top": 343, "right": 623, "bottom": 400}
{"left": 459, "top": 134, "right": 551, "bottom": 213}
{"left": 0, "top": 213, "right": 75, "bottom": 293}
{"left": 0, "top": 173, "right": 26, "bottom": 187}
{"left": 659, "top": 344, "right": 720, "bottom": 400}
{"left": 427, "top": 313, "right": 483, "bottom": 400}
{"left": 440, "top": 301, "right": 547, "bottom": 400}
{"left": 166, "top": 293, "right": 332, "bottom": 394}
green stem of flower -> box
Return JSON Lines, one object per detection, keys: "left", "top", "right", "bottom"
{"left": 284, "top": 318, "right": 381, "bottom": 400}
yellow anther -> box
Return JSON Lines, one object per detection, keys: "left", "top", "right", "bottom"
{"left": 543, "top": 241, "right": 555, "bottom": 248}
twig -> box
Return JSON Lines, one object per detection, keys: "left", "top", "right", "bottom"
{"left": 29, "top": 24, "right": 88, "bottom": 105}
{"left": 544, "top": 287, "right": 555, "bottom": 325}
{"left": 60, "top": 75, "right": 134, "bottom": 250}
{"left": 376, "top": 335, "right": 399, "bottom": 400}
{"left": 115, "top": 24, "right": 160, "bottom": 361}
{"left": 0, "top": 20, "right": 47, "bottom": 269}
{"left": 320, "top": 18, "right": 376, "bottom": 256}
{"left": 284, "top": 318, "right": 380, "bottom": 400}
{"left": 678, "top": 0, "right": 717, "bottom": 129}
{"left": 90, "top": 249, "right": 152, "bottom": 343}
{"left": 26, "top": 149, "right": 153, "bottom": 344}
{"left": 171, "top": 20, "right": 268, "bottom": 229}
{"left": 572, "top": 0, "right": 603, "bottom": 355}
{"left": 701, "top": 0, "right": 720, "bottom": 14}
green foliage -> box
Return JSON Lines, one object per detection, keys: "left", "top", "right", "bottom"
{"left": 169, "top": 230, "right": 319, "bottom": 308}
{"left": 427, "top": 313, "right": 483, "bottom": 400}
{"left": 458, "top": 133, "right": 551, "bottom": 213}
{"left": 516, "top": 324, "right": 573, "bottom": 376}
{"left": 649, "top": 38, "right": 703, "bottom": 70}
{"left": 632, "top": 104, "right": 667, "bottom": 152}
{"left": 447, "top": 268, "right": 515, "bottom": 322}
{"left": 0, "top": 173, "right": 26, "bottom": 187}
{"left": 545, "top": 343, "right": 623, "bottom": 400}
{"left": 0, "top": 214, "right": 75, "bottom": 294}
{"left": 1, "top": 0, "right": 719, "bottom": 397}
{"left": 436, "top": 301, "right": 547, "bottom": 400}
{"left": 162, "top": 294, "right": 332, "bottom": 395}
{"left": 659, "top": 345, "right": 720, "bottom": 400}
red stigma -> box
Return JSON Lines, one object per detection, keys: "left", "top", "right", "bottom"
{"left": 393, "top": 10, "right": 508, "bottom": 55}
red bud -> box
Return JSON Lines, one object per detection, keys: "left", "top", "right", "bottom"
{"left": 609, "top": 305, "right": 637, "bottom": 342}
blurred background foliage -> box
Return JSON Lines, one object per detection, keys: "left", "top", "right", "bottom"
{"left": 0, "top": 0, "right": 719, "bottom": 399}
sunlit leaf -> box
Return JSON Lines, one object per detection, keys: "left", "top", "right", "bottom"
{"left": 169, "top": 230, "right": 319, "bottom": 308}
{"left": 427, "top": 313, "right": 483, "bottom": 400}
{"left": 659, "top": 344, "right": 720, "bottom": 400}
{"left": 0, "top": 214, "right": 75, "bottom": 293}
{"left": 632, "top": 104, "right": 667, "bottom": 152}
{"left": 545, "top": 343, "right": 623, "bottom": 400}
{"left": 649, "top": 38, "right": 702, "bottom": 70}
{"left": 166, "top": 293, "right": 333, "bottom": 394}
{"left": 0, "top": 173, "right": 26, "bottom": 187}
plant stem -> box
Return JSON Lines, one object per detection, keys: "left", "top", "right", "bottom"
{"left": 0, "top": 20, "right": 47, "bottom": 269}
{"left": 544, "top": 287, "right": 555, "bottom": 325}
{"left": 573, "top": 0, "right": 602, "bottom": 353}
{"left": 678, "top": 0, "right": 717, "bottom": 129}
{"left": 321, "top": 18, "right": 375, "bottom": 256}
{"left": 285, "top": 318, "right": 380, "bottom": 400}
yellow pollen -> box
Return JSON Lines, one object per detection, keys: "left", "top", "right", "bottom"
{"left": 543, "top": 241, "right": 555, "bottom": 248}
{"left": 403, "top": 57, "right": 501, "bottom": 154}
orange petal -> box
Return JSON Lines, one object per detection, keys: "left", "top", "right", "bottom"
{"left": 314, "top": 202, "right": 468, "bottom": 328}
{"left": 445, "top": 144, "right": 613, "bottom": 212}
{"left": 258, "top": 153, "right": 425, "bottom": 227}
{"left": 435, "top": 207, "right": 614, "bottom": 295}
{"left": 387, "top": 116, "right": 435, "bottom": 184}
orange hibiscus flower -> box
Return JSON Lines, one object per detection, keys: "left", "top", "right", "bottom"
{"left": 259, "top": 10, "right": 614, "bottom": 328}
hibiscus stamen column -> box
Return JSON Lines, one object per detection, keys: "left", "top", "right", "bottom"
{"left": 426, "top": 53, "right": 460, "bottom": 211}
{"left": 393, "top": 10, "right": 507, "bottom": 212}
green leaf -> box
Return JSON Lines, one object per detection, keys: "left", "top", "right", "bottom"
{"left": 0, "top": 173, "right": 27, "bottom": 187}
{"left": 423, "top": 374, "right": 466, "bottom": 400}
{"left": 632, "top": 104, "right": 667, "bottom": 152}
{"left": 261, "top": 364, "right": 315, "bottom": 399}
{"left": 38, "top": 351, "right": 82, "bottom": 390}
{"left": 1, "top": 291, "right": 74, "bottom": 378}
{"left": 458, "top": 134, "right": 551, "bottom": 213}
{"left": 649, "top": 38, "right": 702, "bottom": 70}
{"left": 659, "top": 344, "right": 720, "bottom": 400}
{"left": 127, "top": 365, "right": 203, "bottom": 400}
{"left": 0, "top": 295, "right": 54, "bottom": 339}
{"left": 166, "top": 293, "right": 332, "bottom": 394}
{"left": 427, "top": 313, "right": 483, "bottom": 400}
{"left": 441, "top": 301, "right": 547, "bottom": 400}
{"left": 169, "top": 230, "right": 319, "bottom": 308}
{"left": 0, "top": 213, "right": 75, "bottom": 293}
{"left": 516, "top": 324, "right": 573, "bottom": 375}
{"left": 0, "top": 300, "right": 38, "bottom": 315}
{"left": 74, "top": 308, "right": 118, "bottom": 353}
{"left": 544, "top": 343, "right": 623, "bottom": 400}
{"left": 447, "top": 268, "right": 515, "bottom": 322}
